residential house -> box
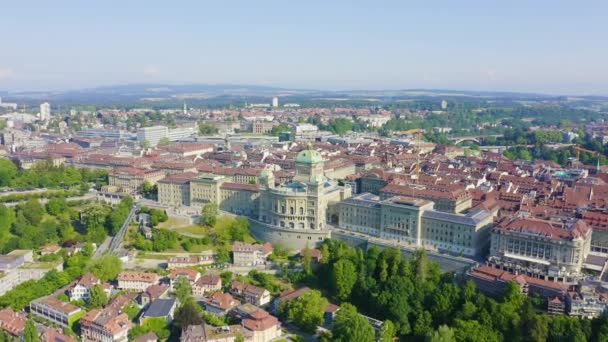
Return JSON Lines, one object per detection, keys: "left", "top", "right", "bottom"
{"left": 0, "top": 307, "right": 26, "bottom": 339}
{"left": 42, "top": 328, "right": 79, "bottom": 342}
{"left": 139, "top": 298, "right": 178, "bottom": 324}
{"left": 193, "top": 274, "right": 222, "bottom": 297}
{"left": 68, "top": 272, "right": 107, "bottom": 302}
{"left": 132, "top": 332, "right": 158, "bottom": 342}
{"left": 40, "top": 244, "right": 61, "bottom": 256}
{"left": 167, "top": 252, "right": 217, "bottom": 269}
{"left": 139, "top": 284, "right": 170, "bottom": 307}
{"left": 180, "top": 324, "right": 249, "bottom": 342}
{"left": 81, "top": 309, "right": 132, "bottom": 342}
{"left": 241, "top": 309, "right": 281, "bottom": 342}
{"left": 117, "top": 272, "right": 159, "bottom": 291}
{"left": 230, "top": 282, "right": 271, "bottom": 307}
{"left": 231, "top": 242, "right": 273, "bottom": 266}
{"left": 168, "top": 268, "right": 201, "bottom": 289}
{"left": 203, "top": 292, "right": 239, "bottom": 316}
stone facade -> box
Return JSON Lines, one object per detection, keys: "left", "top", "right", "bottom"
{"left": 489, "top": 218, "right": 592, "bottom": 282}
{"left": 338, "top": 193, "right": 495, "bottom": 257}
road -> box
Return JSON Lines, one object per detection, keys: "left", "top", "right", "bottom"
{"left": 2, "top": 191, "right": 97, "bottom": 207}
{"left": 108, "top": 205, "right": 138, "bottom": 254}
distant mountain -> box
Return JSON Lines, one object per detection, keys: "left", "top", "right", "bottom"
{"left": 1, "top": 84, "right": 607, "bottom": 105}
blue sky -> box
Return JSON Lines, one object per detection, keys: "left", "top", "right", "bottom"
{"left": 1, "top": 0, "right": 607, "bottom": 94}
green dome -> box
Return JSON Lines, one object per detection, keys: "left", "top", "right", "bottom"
{"left": 296, "top": 148, "right": 323, "bottom": 164}
{"left": 260, "top": 169, "right": 274, "bottom": 178}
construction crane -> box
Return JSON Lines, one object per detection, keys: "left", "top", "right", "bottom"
{"left": 574, "top": 145, "right": 598, "bottom": 160}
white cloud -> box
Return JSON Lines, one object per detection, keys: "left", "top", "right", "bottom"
{"left": 0, "top": 68, "right": 15, "bottom": 80}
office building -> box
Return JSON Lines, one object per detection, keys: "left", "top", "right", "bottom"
{"left": 489, "top": 217, "right": 592, "bottom": 282}
{"left": 272, "top": 97, "right": 279, "bottom": 108}
{"left": 39, "top": 102, "right": 51, "bottom": 121}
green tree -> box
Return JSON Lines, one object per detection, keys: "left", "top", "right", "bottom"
{"left": 331, "top": 258, "right": 357, "bottom": 301}
{"left": 0, "top": 205, "right": 15, "bottom": 242}
{"left": 287, "top": 290, "right": 328, "bottom": 332}
{"left": 379, "top": 320, "right": 396, "bottom": 342}
{"left": 303, "top": 243, "right": 312, "bottom": 275}
{"left": 88, "top": 284, "right": 109, "bottom": 308}
{"left": 174, "top": 276, "right": 193, "bottom": 303}
{"left": 158, "top": 137, "right": 171, "bottom": 146}
{"left": 332, "top": 303, "right": 375, "bottom": 342}
{"left": 428, "top": 325, "right": 456, "bottom": 342}
{"left": 173, "top": 297, "right": 203, "bottom": 329}
{"left": 24, "top": 318, "right": 39, "bottom": 342}
{"left": 198, "top": 122, "right": 219, "bottom": 135}
{"left": 201, "top": 203, "right": 218, "bottom": 226}
{"left": 89, "top": 254, "right": 123, "bottom": 282}
{"left": 17, "top": 198, "right": 45, "bottom": 226}
{"left": 45, "top": 198, "right": 68, "bottom": 216}
{"left": 0, "top": 159, "right": 17, "bottom": 187}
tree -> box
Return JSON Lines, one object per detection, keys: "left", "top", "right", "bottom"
{"left": 88, "top": 284, "right": 109, "bottom": 308}
{"left": 0, "top": 205, "right": 15, "bottom": 241}
{"left": 158, "top": 137, "right": 171, "bottom": 146}
{"left": 332, "top": 303, "right": 375, "bottom": 342}
{"left": 174, "top": 276, "right": 193, "bottom": 303}
{"left": 18, "top": 199, "right": 45, "bottom": 226}
{"left": 89, "top": 254, "right": 123, "bottom": 282}
{"left": 201, "top": 203, "right": 218, "bottom": 226}
{"left": 286, "top": 290, "right": 328, "bottom": 332}
{"left": 413, "top": 310, "right": 433, "bottom": 339}
{"left": 303, "top": 243, "right": 312, "bottom": 275}
{"left": 24, "top": 318, "right": 39, "bottom": 342}
{"left": 199, "top": 122, "right": 218, "bottom": 135}
{"left": 331, "top": 258, "right": 357, "bottom": 301}
{"left": 45, "top": 198, "right": 68, "bottom": 217}
{"left": 379, "top": 320, "right": 396, "bottom": 342}
{"left": 428, "top": 325, "right": 456, "bottom": 342}
{"left": 0, "top": 159, "right": 17, "bottom": 187}
{"left": 173, "top": 298, "right": 203, "bottom": 329}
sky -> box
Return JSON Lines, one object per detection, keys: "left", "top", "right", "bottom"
{"left": 1, "top": 0, "right": 607, "bottom": 95}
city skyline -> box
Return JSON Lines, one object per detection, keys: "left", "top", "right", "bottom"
{"left": 1, "top": 1, "right": 607, "bottom": 95}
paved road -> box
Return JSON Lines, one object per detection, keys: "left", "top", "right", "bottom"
{"left": 94, "top": 237, "right": 112, "bottom": 258}
{"left": 109, "top": 206, "right": 138, "bottom": 254}
{"left": 2, "top": 192, "right": 97, "bottom": 207}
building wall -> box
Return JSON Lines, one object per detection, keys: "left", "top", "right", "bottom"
{"left": 490, "top": 229, "right": 591, "bottom": 281}
{"left": 220, "top": 189, "right": 260, "bottom": 217}
{"left": 158, "top": 182, "right": 191, "bottom": 207}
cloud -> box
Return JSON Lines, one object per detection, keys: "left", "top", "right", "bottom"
{"left": 143, "top": 66, "right": 159, "bottom": 76}
{"left": 0, "top": 68, "right": 15, "bottom": 80}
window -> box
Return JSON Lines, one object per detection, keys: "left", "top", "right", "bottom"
{"left": 300, "top": 207, "right": 304, "bottom": 215}
{"left": 280, "top": 221, "right": 285, "bottom": 228}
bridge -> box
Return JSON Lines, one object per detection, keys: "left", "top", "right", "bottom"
{"left": 108, "top": 205, "right": 138, "bottom": 254}
{"left": 447, "top": 134, "right": 503, "bottom": 144}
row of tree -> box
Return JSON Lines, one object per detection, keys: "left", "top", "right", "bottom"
{"left": 283, "top": 240, "right": 608, "bottom": 342}
{"left": 0, "top": 159, "right": 108, "bottom": 189}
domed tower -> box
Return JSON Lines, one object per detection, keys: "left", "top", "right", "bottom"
{"left": 259, "top": 168, "right": 275, "bottom": 189}
{"left": 294, "top": 144, "right": 325, "bottom": 184}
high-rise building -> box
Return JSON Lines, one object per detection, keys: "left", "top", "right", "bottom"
{"left": 137, "top": 126, "right": 169, "bottom": 147}
{"left": 39, "top": 102, "right": 51, "bottom": 121}
{"left": 272, "top": 97, "right": 279, "bottom": 108}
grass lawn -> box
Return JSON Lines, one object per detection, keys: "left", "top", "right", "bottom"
{"left": 175, "top": 225, "right": 208, "bottom": 236}
{"left": 157, "top": 216, "right": 191, "bottom": 229}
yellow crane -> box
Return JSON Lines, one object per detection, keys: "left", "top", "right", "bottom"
{"left": 574, "top": 145, "right": 598, "bottom": 160}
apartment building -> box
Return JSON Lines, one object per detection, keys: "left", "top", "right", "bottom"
{"left": 116, "top": 272, "right": 160, "bottom": 291}
{"left": 30, "top": 297, "right": 82, "bottom": 328}
{"left": 109, "top": 167, "right": 165, "bottom": 193}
